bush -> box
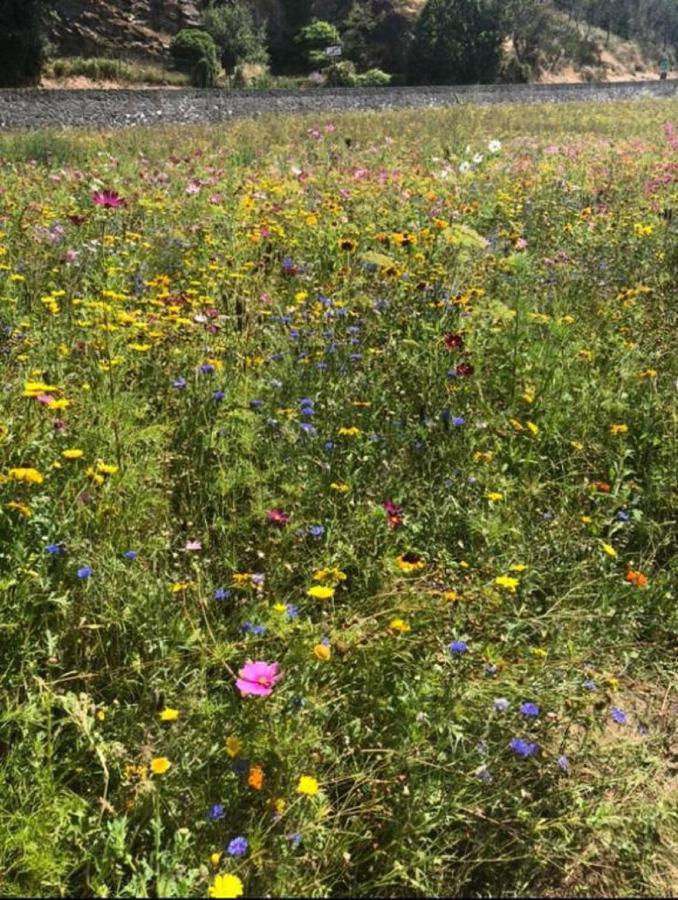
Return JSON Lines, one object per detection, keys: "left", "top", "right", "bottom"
{"left": 296, "top": 19, "right": 342, "bottom": 71}
{"left": 0, "top": 0, "right": 44, "bottom": 87}
{"left": 202, "top": 1, "right": 269, "bottom": 78}
{"left": 356, "top": 68, "right": 392, "bottom": 86}
{"left": 170, "top": 29, "right": 219, "bottom": 76}
{"left": 324, "top": 60, "right": 357, "bottom": 87}
{"left": 191, "top": 55, "right": 217, "bottom": 88}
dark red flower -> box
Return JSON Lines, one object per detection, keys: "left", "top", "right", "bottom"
{"left": 444, "top": 333, "right": 465, "bottom": 351}
{"left": 455, "top": 362, "right": 474, "bottom": 377}
{"left": 383, "top": 499, "right": 403, "bottom": 529}
{"left": 67, "top": 214, "right": 88, "bottom": 226}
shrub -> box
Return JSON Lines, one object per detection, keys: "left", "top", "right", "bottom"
{"left": 170, "top": 29, "right": 219, "bottom": 76}
{"left": 191, "top": 55, "right": 217, "bottom": 88}
{"left": 356, "top": 68, "right": 392, "bottom": 87}
{"left": 324, "top": 60, "right": 357, "bottom": 87}
{"left": 202, "top": 0, "right": 269, "bottom": 79}
{"left": 295, "top": 19, "right": 342, "bottom": 71}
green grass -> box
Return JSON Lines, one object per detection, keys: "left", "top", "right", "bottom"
{"left": 0, "top": 100, "right": 676, "bottom": 898}
{"left": 44, "top": 56, "right": 190, "bottom": 86}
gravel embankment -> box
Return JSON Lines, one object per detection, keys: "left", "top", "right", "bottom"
{"left": 0, "top": 80, "right": 676, "bottom": 130}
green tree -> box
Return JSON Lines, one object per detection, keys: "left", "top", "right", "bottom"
{"left": 202, "top": 1, "right": 269, "bottom": 82}
{"left": 409, "top": 0, "right": 503, "bottom": 85}
{"left": 295, "top": 18, "right": 341, "bottom": 70}
{"left": 170, "top": 28, "right": 220, "bottom": 84}
{"left": 0, "top": 0, "right": 45, "bottom": 87}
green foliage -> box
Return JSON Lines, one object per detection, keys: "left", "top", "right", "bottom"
{"left": 341, "top": 0, "right": 415, "bottom": 75}
{"left": 355, "top": 67, "right": 392, "bottom": 86}
{"left": 295, "top": 18, "right": 341, "bottom": 70}
{"left": 409, "top": 0, "right": 503, "bottom": 85}
{"left": 0, "top": 100, "right": 676, "bottom": 898}
{"left": 324, "top": 59, "right": 357, "bottom": 86}
{"left": 202, "top": 1, "right": 269, "bottom": 77}
{"left": 0, "top": 0, "right": 45, "bottom": 87}
{"left": 191, "top": 54, "right": 217, "bottom": 88}
{"left": 169, "top": 28, "right": 219, "bottom": 77}
{"left": 45, "top": 56, "right": 189, "bottom": 86}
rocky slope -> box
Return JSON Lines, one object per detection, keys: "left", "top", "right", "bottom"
{"left": 50, "top": 1, "right": 202, "bottom": 61}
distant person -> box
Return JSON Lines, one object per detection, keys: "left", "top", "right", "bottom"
{"left": 659, "top": 57, "right": 669, "bottom": 80}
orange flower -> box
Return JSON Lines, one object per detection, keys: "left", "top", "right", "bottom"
{"left": 248, "top": 764, "right": 264, "bottom": 790}
{"left": 591, "top": 481, "right": 611, "bottom": 493}
{"left": 625, "top": 570, "right": 648, "bottom": 588}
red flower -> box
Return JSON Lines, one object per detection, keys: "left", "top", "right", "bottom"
{"left": 67, "top": 214, "right": 88, "bottom": 226}
{"left": 92, "top": 190, "right": 127, "bottom": 209}
{"left": 266, "top": 508, "right": 289, "bottom": 527}
{"left": 383, "top": 499, "right": 403, "bottom": 529}
{"left": 444, "top": 333, "right": 465, "bottom": 351}
{"left": 455, "top": 362, "right": 474, "bottom": 377}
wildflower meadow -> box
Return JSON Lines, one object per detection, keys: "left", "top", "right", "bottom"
{"left": 1, "top": 100, "right": 676, "bottom": 898}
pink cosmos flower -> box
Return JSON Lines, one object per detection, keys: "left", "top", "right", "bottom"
{"left": 92, "top": 190, "right": 127, "bottom": 209}
{"left": 236, "top": 660, "right": 281, "bottom": 697}
{"left": 266, "top": 508, "right": 289, "bottom": 527}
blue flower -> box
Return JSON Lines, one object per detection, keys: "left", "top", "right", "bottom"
{"left": 308, "top": 524, "right": 325, "bottom": 539}
{"left": 287, "top": 832, "right": 303, "bottom": 849}
{"left": 509, "top": 737, "right": 538, "bottom": 758}
{"left": 520, "top": 702, "right": 540, "bottom": 718}
{"left": 452, "top": 416, "right": 466, "bottom": 426}
{"left": 448, "top": 640, "right": 468, "bottom": 655}
{"left": 199, "top": 364, "right": 215, "bottom": 375}
{"left": 616, "top": 509, "right": 630, "bottom": 522}
{"left": 583, "top": 677, "right": 597, "bottom": 691}
{"left": 172, "top": 377, "right": 187, "bottom": 389}
{"left": 610, "top": 707, "right": 627, "bottom": 725}
{"left": 285, "top": 604, "right": 299, "bottom": 619}
{"left": 77, "top": 566, "right": 93, "bottom": 579}
{"left": 123, "top": 550, "right": 138, "bottom": 560}
{"left": 46, "top": 543, "right": 65, "bottom": 555}
{"left": 249, "top": 399, "right": 263, "bottom": 409}
{"left": 300, "top": 422, "right": 317, "bottom": 435}
{"left": 214, "top": 588, "right": 231, "bottom": 601}
{"left": 213, "top": 390, "right": 225, "bottom": 402}
{"left": 207, "top": 803, "right": 225, "bottom": 821}
{"left": 227, "top": 836, "right": 249, "bottom": 857}
{"left": 324, "top": 440, "right": 335, "bottom": 452}
{"left": 557, "top": 755, "right": 570, "bottom": 772}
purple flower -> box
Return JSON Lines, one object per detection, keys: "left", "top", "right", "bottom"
{"left": 249, "top": 399, "right": 263, "bottom": 409}
{"left": 213, "top": 390, "right": 225, "bottom": 401}
{"left": 227, "top": 836, "right": 249, "bottom": 858}
{"left": 123, "top": 550, "right": 138, "bottom": 560}
{"left": 287, "top": 832, "right": 303, "bottom": 848}
{"left": 285, "top": 604, "right": 299, "bottom": 619}
{"left": 250, "top": 573, "right": 265, "bottom": 586}
{"left": 520, "top": 702, "right": 540, "bottom": 718}
{"left": 173, "top": 377, "right": 187, "bottom": 389}
{"left": 616, "top": 510, "right": 630, "bottom": 522}
{"left": 214, "top": 588, "right": 231, "bottom": 601}
{"left": 207, "top": 803, "right": 225, "bottom": 821}
{"left": 509, "top": 737, "right": 539, "bottom": 758}
{"left": 448, "top": 640, "right": 468, "bottom": 655}
{"left": 610, "top": 707, "right": 627, "bottom": 725}
{"left": 583, "top": 678, "right": 597, "bottom": 691}
{"left": 476, "top": 766, "right": 492, "bottom": 783}
{"left": 300, "top": 422, "right": 317, "bottom": 435}
{"left": 557, "top": 755, "right": 570, "bottom": 772}
{"left": 493, "top": 697, "right": 509, "bottom": 712}
{"left": 199, "top": 363, "right": 215, "bottom": 375}
{"left": 77, "top": 566, "right": 93, "bottom": 579}
{"left": 308, "top": 524, "right": 325, "bottom": 539}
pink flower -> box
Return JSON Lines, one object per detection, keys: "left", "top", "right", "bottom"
{"left": 184, "top": 540, "right": 202, "bottom": 552}
{"left": 92, "top": 190, "right": 127, "bottom": 209}
{"left": 236, "top": 660, "right": 281, "bottom": 697}
{"left": 266, "top": 508, "right": 289, "bottom": 527}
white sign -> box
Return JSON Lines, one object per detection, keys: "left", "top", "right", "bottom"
{"left": 325, "top": 45, "right": 342, "bottom": 58}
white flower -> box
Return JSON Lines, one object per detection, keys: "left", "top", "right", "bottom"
{"left": 473, "top": 153, "right": 484, "bottom": 165}
{"left": 488, "top": 139, "right": 502, "bottom": 153}
{"left": 459, "top": 161, "right": 471, "bottom": 174}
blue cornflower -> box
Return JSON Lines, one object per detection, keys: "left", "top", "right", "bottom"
{"left": 46, "top": 543, "right": 65, "bottom": 555}
{"left": 251, "top": 573, "right": 265, "bottom": 586}
{"left": 287, "top": 832, "right": 303, "bottom": 849}
{"left": 285, "top": 604, "right": 299, "bottom": 619}
{"left": 350, "top": 353, "right": 363, "bottom": 361}
{"left": 493, "top": 697, "right": 509, "bottom": 712}
{"left": 583, "top": 677, "right": 597, "bottom": 691}
{"left": 509, "top": 737, "right": 538, "bottom": 758}
{"left": 207, "top": 803, "right": 225, "bottom": 821}
{"left": 452, "top": 416, "right": 466, "bottom": 426}
{"left": 300, "top": 397, "right": 314, "bottom": 408}
{"left": 520, "top": 702, "right": 540, "bottom": 718}
{"left": 172, "top": 377, "right": 187, "bottom": 389}
{"left": 77, "top": 566, "right": 93, "bottom": 579}
{"left": 300, "top": 422, "right": 317, "bottom": 435}
{"left": 610, "top": 707, "right": 627, "bottom": 725}
{"left": 616, "top": 509, "right": 630, "bottom": 522}
{"left": 227, "top": 836, "right": 249, "bottom": 857}
{"left": 308, "top": 524, "right": 325, "bottom": 538}
{"left": 251, "top": 624, "right": 266, "bottom": 636}
{"left": 123, "top": 550, "right": 138, "bottom": 560}
{"left": 449, "top": 640, "right": 468, "bottom": 655}
{"left": 557, "top": 755, "right": 570, "bottom": 772}
{"left": 199, "top": 363, "right": 215, "bottom": 374}
{"left": 214, "top": 588, "right": 231, "bottom": 601}
{"left": 324, "top": 440, "right": 335, "bottom": 452}
{"left": 477, "top": 766, "right": 493, "bottom": 784}
{"left": 249, "top": 399, "right": 263, "bottom": 409}
{"left": 213, "top": 390, "right": 225, "bottom": 402}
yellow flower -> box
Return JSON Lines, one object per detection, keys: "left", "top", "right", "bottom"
{"left": 330, "top": 482, "right": 351, "bottom": 493}
{"left": 225, "top": 736, "right": 242, "bottom": 758}
{"left": 610, "top": 423, "right": 628, "bottom": 435}
{"left": 272, "top": 797, "right": 286, "bottom": 816}
{"left": 601, "top": 542, "right": 617, "bottom": 558}
{"left": 389, "top": 618, "right": 411, "bottom": 634}
{"left": 47, "top": 398, "right": 70, "bottom": 410}
{"left": 486, "top": 491, "right": 504, "bottom": 502}
{"left": 570, "top": 441, "right": 584, "bottom": 451}
{"left": 297, "top": 775, "right": 319, "bottom": 796}
{"left": 581, "top": 515, "right": 592, "bottom": 524}
{"left": 395, "top": 553, "right": 425, "bottom": 574}
{"left": 338, "top": 426, "right": 361, "bottom": 437}
{"left": 150, "top": 757, "right": 171, "bottom": 776}
{"left": 472, "top": 450, "right": 494, "bottom": 463}
{"left": 62, "top": 449, "right": 84, "bottom": 460}
{"left": 5, "top": 500, "right": 32, "bottom": 517}
{"left": 272, "top": 602, "right": 287, "bottom": 614}
{"left": 8, "top": 467, "right": 44, "bottom": 485}
{"left": 208, "top": 873, "right": 244, "bottom": 899}
{"left": 442, "top": 590, "right": 460, "bottom": 602}
{"left": 495, "top": 575, "right": 519, "bottom": 593}
{"left": 210, "top": 852, "right": 222, "bottom": 866}
{"left": 96, "top": 462, "right": 119, "bottom": 475}
{"left": 159, "top": 708, "right": 180, "bottom": 722}
{"left": 531, "top": 647, "right": 548, "bottom": 658}
{"left": 510, "top": 564, "right": 528, "bottom": 572}
{"left": 171, "top": 581, "right": 191, "bottom": 593}
{"left": 307, "top": 585, "right": 335, "bottom": 600}
{"left": 312, "top": 567, "right": 347, "bottom": 583}
{"left": 313, "top": 643, "right": 331, "bottom": 661}
{"left": 526, "top": 421, "right": 539, "bottom": 436}
{"left": 638, "top": 368, "right": 657, "bottom": 379}
{"left": 23, "top": 381, "right": 59, "bottom": 397}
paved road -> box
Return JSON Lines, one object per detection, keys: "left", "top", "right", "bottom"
{"left": 0, "top": 80, "right": 676, "bottom": 130}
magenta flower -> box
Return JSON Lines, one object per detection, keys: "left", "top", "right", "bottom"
{"left": 236, "top": 660, "right": 282, "bottom": 697}
{"left": 92, "top": 190, "right": 127, "bottom": 209}
{"left": 266, "top": 508, "right": 289, "bottom": 527}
